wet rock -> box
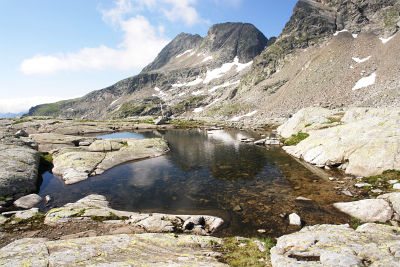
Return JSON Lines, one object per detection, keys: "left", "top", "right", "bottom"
{"left": 333, "top": 199, "right": 393, "bottom": 222}
{"left": 0, "top": 234, "right": 227, "bottom": 266}
{"left": 295, "top": 196, "right": 312, "bottom": 201}
{"left": 13, "top": 194, "right": 42, "bottom": 209}
{"left": 14, "top": 208, "right": 39, "bottom": 220}
{"left": 254, "top": 139, "right": 266, "bottom": 145}
{"left": 233, "top": 204, "right": 242, "bottom": 211}
{"left": 289, "top": 213, "right": 301, "bottom": 226}
{"left": 271, "top": 223, "right": 400, "bottom": 267}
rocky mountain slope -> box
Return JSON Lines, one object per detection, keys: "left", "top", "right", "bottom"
{"left": 28, "top": 0, "right": 400, "bottom": 124}
{"left": 28, "top": 22, "right": 269, "bottom": 120}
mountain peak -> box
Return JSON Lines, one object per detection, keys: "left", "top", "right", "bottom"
{"left": 142, "top": 22, "right": 268, "bottom": 72}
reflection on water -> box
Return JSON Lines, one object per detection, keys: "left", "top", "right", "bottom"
{"left": 38, "top": 129, "right": 351, "bottom": 237}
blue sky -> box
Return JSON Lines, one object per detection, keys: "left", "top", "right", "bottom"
{"left": 0, "top": 0, "right": 297, "bottom": 113}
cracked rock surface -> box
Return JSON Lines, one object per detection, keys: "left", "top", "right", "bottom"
{"left": 0, "top": 233, "right": 227, "bottom": 267}
{"left": 271, "top": 223, "right": 400, "bottom": 267}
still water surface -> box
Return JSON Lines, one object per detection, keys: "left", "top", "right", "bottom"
{"left": 38, "top": 129, "right": 350, "bottom": 237}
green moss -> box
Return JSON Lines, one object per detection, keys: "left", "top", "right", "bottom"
{"left": 89, "top": 213, "right": 128, "bottom": 222}
{"left": 216, "top": 237, "right": 275, "bottom": 267}
{"left": 350, "top": 217, "right": 362, "bottom": 229}
{"left": 283, "top": 132, "right": 310, "bottom": 146}
{"left": 39, "top": 153, "right": 53, "bottom": 173}
{"left": 363, "top": 170, "right": 400, "bottom": 193}
{"left": 170, "top": 119, "right": 208, "bottom": 129}
{"left": 13, "top": 119, "right": 31, "bottom": 124}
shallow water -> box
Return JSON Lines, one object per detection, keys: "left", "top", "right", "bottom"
{"left": 38, "top": 129, "right": 350, "bottom": 237}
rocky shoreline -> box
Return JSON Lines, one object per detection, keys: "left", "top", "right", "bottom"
{"left": 0, "top": 109, "right": 399, "bottom": 266}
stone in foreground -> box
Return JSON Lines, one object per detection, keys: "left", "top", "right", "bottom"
{"left": 44, "top": 194, "right": 224, "bottom": 235}
{"left": 333, "top": 199, "right": 393, "bottom": 222}
{"left": 0, "top": 233, "right": 227, "bottom": 266}
{"left": 270, "top": 223, "right": 400, "bottom": 267}
{"left": 13, "top": 194, "right": 42, "bottom": 209}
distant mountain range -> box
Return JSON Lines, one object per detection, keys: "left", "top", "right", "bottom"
{"left": 28, "top": 0, "right": 400, "bottom": 123}
{"left": 0, "top": 112, "right": 25, "bottom": 119}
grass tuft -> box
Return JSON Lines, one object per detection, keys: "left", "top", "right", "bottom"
{"left": 283, "top": 132, "right": 310, "bottom": 146}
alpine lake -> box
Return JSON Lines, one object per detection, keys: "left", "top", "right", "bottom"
{"left": 37, "top": 128, "right": 351, "bottom": 237}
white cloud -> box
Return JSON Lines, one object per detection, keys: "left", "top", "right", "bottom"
{"left": 0, "top": 96, "right": 71, "bottom": 113}
{"left": 20, "top": 5, "right": 170, "bottom": 75}
{"left": 162, "top": 0, "right": 202, "bottom": 26}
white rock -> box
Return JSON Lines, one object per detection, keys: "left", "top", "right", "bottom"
{"left": 333, "top": 199, "right": 393, "bottom": 222}
{"left": 389, "top": 180, "right": 399, "bottom": 184}
{"left": 289, "top": 213, "right": 301, "bottom": 226}
{"left": 354, "top": 183, "right": 372, "bottom": 188}
{"left": 13, "top": 194, "right": 42, "bottom": 209}
{"left": 378, "top": 193, "right": 400, "bottom": 214}
{"left": 14, "top": 208, "right": 39, "bottom": 220}
{"left": 393, "top": 184, "right": 400, "bottom": 190}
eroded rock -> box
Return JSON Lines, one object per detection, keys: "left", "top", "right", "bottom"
{"left": 333, "top": 199, "right": 393, "bottom": 222}
{"left": 281, "top": 107, "right": 400, "bottom": 177}
{"left": 0, "top": 234, "right": 227, "bottom": 266}
{"left": 44, "top": 194, "right": 224, "bottom": 235}
{"left": 271, "top": 223, "right": 400, "bottom": 267}
{"left": 52, "top": 138, "right": 169, "bottom": 184}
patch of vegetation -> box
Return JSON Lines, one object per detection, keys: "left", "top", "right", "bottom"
{"left": 216, "top": 237, "right": 275, "bottom": 267}
{"left": 209, "top": 103, "right": 242, "bottom": 117}
{"left": 89, "top": 213, "right": 128, "bottom": 222}
{"left": 383, "top": 7, "right": 400, "bottom": 28}
{"left": 39, "top": 153, "right": 53, "bottom": 173}
{"left": 305, "top": 123, "right": 312, "bottom": 127}
{"left": 350, "top": 217, "right": 362, "bottom": 229}
{"left": 283, "top": 132, "right": 310, "bottom": 146}
{"left": 363, "top": 170, "right": 400, "bottom": 193}
{"left": 32, "top": 103, "right": 61, "bottom": 116}
{"left": 171, "top": 96, "right": 206, "bottom": 114}
{"left": 13, "top": 118, "right": 31, "bottom": 124}
{"left": 170, "top": 119, "right": 208, "bottom": 129}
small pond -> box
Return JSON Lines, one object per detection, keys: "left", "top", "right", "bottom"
{"left": 37, "top": 129, "right": 350, "bottom": 237}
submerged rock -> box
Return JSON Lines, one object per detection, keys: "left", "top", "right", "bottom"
{"left": 0, "top": 233, "right": 227, "bottom": 266}
{"left": 271, "top": 223, "right": 400, "bottom": 267}
{"left": 289, "top": 213, "right": 301, "bottom": 226}
{"left": 333, "top": 199, "right": 393, "bottom": 222}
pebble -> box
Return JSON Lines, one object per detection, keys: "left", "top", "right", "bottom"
{"left": 236, "top": 236, "right": 247, "bottom": 242}
{"left": 329, "top": 177, "right": 336, "bottom": 181}
{"left": 296, "top": 196, "right": 312, "bottom": 201}
{"left": 257, "top": 229, "right": 266, "bottom": 233}
{"left": 289, "top": 213, "right": 301, "bottom": 226}
{"left": 354, "top": 183, "right": 372, "bottom": 188}
{"left": 371, "top": 189, "right": 383, "bottom": 193}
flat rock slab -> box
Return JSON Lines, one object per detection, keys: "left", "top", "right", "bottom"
{"left": 52, "top": 138, "right": 169, "bottom": 184}
{"left": 0, "top": 132, "right": 40, "bottom": 197}
{"left": 281, "top": 107, "right": 400, "bottom": 177}
{"left": 0, "top": 233, "right": 227, "bottom": 267}
{"left": 14, "top": 194, "right": 42, "bottom": 209}
{"left": 271, "top": 223, "right": 400, "bottom": 267}
{"left": 29, "top": 133, "right": 96, "bottom": 152}
{"left": 44, "top": 194, "right": 224, "bottom": 235}
{"left": 333, "top": 199, "right": 393, "bottom": 222}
